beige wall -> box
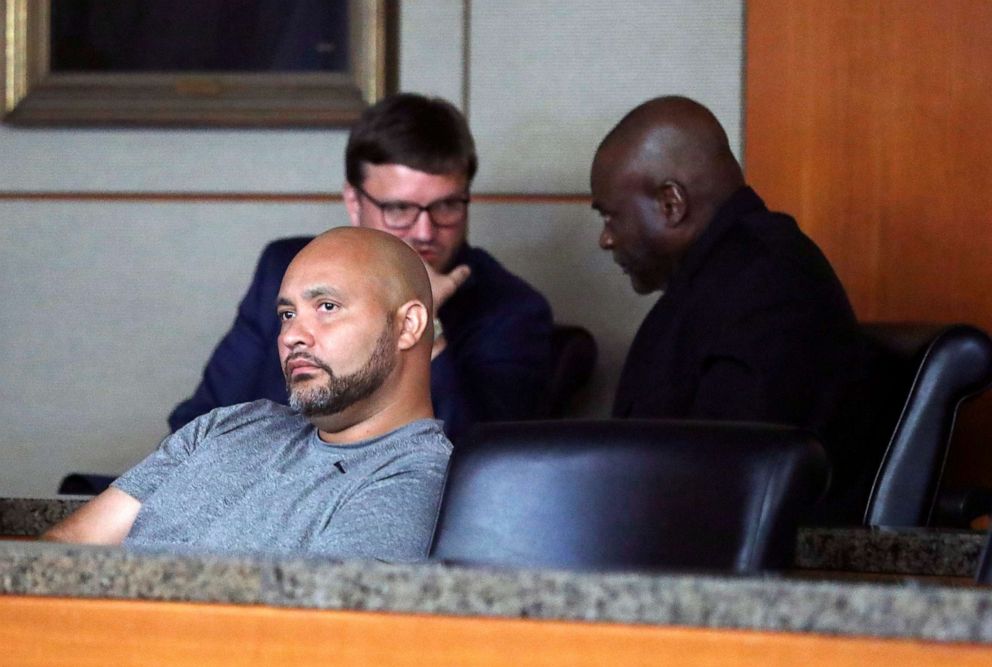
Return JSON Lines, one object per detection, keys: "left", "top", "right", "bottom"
{"left": 0, "top": 1, "right": 743, "bottom": 496}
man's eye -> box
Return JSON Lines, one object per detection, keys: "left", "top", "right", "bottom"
{"left": 278, "top": 311, "right": 294, "bottom": 321}
{"left": 318, "top": 302, "right": 338, "bottom": 312}
{"left": 382, "top": 202, "right": 415, "bottom": 215}
{"left": 433, "top": 199, "right": 461, "bottom": 214}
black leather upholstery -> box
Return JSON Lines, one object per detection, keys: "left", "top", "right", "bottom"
{"left": 430, "top": 420, "right": 828, "bottom": 573}
{"left": 58, "top": 473, "right": 114, "bottom": 495}
{"left": 539, "top": 324, "right": 597, "bottom": 418}
{"left": 862, "top": 324, "right": 992, "bottom": 527}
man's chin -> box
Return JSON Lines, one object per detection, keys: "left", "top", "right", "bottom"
{"left": 417, "top": 248, "right": 450, "bottom": 272}
{"left": 416, "top": 247, "right": 439, "bottom": 264}
{"left": 630, "top": 275, "right": 665, "bottom": 295}
{"left": 290, "top": 395, "right": 340, "bottom": 417}
{"left": 288, "top": 385, "right": 326, "bottom": 413}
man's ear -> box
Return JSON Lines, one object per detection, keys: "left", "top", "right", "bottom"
{"left": 395, "top": 300, "right": 430, "bottom": 351}
{"left": 343, "top": 182, "right": 362, "bottom": 227}
{"left": 655, "top": 180, "right": 688, "bottom": 226}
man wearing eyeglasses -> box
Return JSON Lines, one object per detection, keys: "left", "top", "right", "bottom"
{"left": 168, "top": 93, "right": 554, "bottom": 444}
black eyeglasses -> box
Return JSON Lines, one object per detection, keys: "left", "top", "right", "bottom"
{"left": 353, "top": 183, "right": 470, "bottom": 230}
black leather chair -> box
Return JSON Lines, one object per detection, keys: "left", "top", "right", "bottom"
{"left": 861, "top": 323, "right": 992, "bottom": 527}
{"left": 430, "top": 420, "right": 828, "bottom": 573}
{"left": 58, "top": 473, "right": 114, "bottom": 495}
{"left": 539, "top": 324, "right": 597, "bottom": 418}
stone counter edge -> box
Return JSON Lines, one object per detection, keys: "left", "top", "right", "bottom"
{"left": 1, "top": 541, "right": 990, "bottom": 645}
{"left": 2, "top": 497, "right": 985, "bottom": 577}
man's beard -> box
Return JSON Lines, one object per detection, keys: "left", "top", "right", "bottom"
{"left": 285, "top": 320, "right": 396, "bottom": 417}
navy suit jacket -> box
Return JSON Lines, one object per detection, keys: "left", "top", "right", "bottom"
{"left": 170, "top": 238, "right": 554, "bottom": 444}
{"left": 614, "top": 187, "right": 873, "bottom": 518}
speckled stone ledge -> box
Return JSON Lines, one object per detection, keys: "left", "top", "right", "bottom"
{"left": 0, "top": 541, "right": 263, "bottom": 603}
{"left": 1, "top": 540, "right": 990, "bottom": 644}
{"left": 3, "top": 497, "right": 986, "bottom": 578}
{"left": 796, "top": 527, "right": 986, "bottom": 577}
{"left": 0, "top": 498, "right": 84, "bottom": 536}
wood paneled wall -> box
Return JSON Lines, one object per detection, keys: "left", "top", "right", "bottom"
{"left": 745, "top": 0, "right": 992, "bottom": 489}
{"left": 2, "top": 595, "right": 991, "bottom": 666}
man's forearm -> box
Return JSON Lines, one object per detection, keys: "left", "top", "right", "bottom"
{"left": 42, "top": 487, "right": 142, "bottom": 545}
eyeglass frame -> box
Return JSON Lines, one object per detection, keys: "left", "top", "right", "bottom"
{"left": 351, "top": 182, "right": 471, "bottom": 230}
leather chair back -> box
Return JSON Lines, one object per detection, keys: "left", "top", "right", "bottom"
{"left": 430, "top": 420, "right": 828, "bottom": 573}
{"left": 58, "top": 473, "right": 114, "bottom": 495}
{"left": 539, "top": 324, "right": 597, "bottom": 418}
{"left": 862, "top": 324, "right": 992, "bottom": 527}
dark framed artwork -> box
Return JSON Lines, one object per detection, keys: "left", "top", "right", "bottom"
{"left": 1, "top": 0, "right": 395, "bottom": 127}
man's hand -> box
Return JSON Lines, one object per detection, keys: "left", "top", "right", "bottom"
{"left": 424, "top": 263, "right": 470, "bottom": 360}
{"left": 426, "top": 263, "right": 471, "bottom": 311}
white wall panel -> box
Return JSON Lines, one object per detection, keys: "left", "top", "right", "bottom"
{"left": 399, "top": 0, "right": 466, "bottom": 104}
{"left": 468, "top": 0, "right": 744, "bottom": 193}
{"left": 0, "top": 126, "right": 348, "bottom": 193}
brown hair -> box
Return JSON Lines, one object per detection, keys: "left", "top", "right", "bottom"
{"left": 345, "top": 93, "right": 478, "bottom": 187}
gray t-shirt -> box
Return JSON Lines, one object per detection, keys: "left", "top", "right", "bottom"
{"left": 113, "top": 400, "right": 452, "bottom": 561}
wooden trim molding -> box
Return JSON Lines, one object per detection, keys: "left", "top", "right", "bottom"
{"left": 0, "top": 191, "right": 591, "bottom": 204}
{"left": 1, "top": 595, "right": 989, "bottom": 666}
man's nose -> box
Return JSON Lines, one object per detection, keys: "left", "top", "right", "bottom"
{"left": 279, "top": 316, "right": 315, "bottom": 351}
{"left": 599, "top": 227, "right": 614, "bottom": 250}
{"left": 407, "top": 209, "right": 436, "bottom": 242}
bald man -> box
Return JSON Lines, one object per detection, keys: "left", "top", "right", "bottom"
{"left": 44, "top": 228, "right": 452, "bottom": 559}
{"left": 592, "top": 97, "right": 871, "bottom": 518}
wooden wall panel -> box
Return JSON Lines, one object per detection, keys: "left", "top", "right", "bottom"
{"left": 2, "top": 595, "right": 991, "bottom": 667}
{"left": 746, "top": 0, "right": 992, "bottom": 489}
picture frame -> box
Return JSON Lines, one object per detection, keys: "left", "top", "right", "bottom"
{"left": 1, "top": 0, "right": 395, "bottom": 127}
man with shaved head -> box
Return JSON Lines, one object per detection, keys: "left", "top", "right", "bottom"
{"left": 592, "top": 97, "right": 870, "bottom": 519}
{"left": 44, "top": 228, "right": 452, "bottom": 558}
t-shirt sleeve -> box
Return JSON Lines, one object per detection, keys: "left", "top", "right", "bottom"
{"left": 314, "top": 453, "right": 449, "bottom": 563}
{"left": 111, "top": 420, "right": 201, "bottom": 502}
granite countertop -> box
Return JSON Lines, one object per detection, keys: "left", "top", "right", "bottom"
{"left": 1, "top": 540, "right": 991, "bottom": 645}
{"left": 0, "top": 497, "right": 83, "bottom": 537}
{"left": 796, "top": 526, "right": 986, "bottom": 578}
{"left": 2, "top": 497, "right": 986, "bottom": 578}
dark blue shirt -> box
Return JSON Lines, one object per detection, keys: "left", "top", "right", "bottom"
{"left": 169, "top": 238, "right": 554, "bottom": 444}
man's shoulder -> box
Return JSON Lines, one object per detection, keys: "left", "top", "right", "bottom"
{"left": 185, "top": 399, "right": 306, "bottom": 439}
{"left": 342, "top": 419, "right": 452, "bottom": 480}
{"left": 257, "top": 236, "right": 315, "bottom": 270}
{"left": 706, "top": 207, "right": 838, "bottom": 293}
{"left": 682, "top": 208, "right": 854, "bottom": 334}
{"left": 378, "top": 418, "right": 453, "bottom": 458}
{"left": 737, "top": 207, "right": 814, "bottom": 256}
